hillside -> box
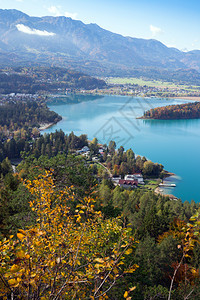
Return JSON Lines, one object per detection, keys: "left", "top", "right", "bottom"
{"left": 1, "top": 9, "right": 200, "bottom": 82}
{"left": 0, "top": 66, "right": 106, "bottom": 94}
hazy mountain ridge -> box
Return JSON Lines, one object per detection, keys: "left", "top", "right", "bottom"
{"left": 1, "top": 9, "right": 200, "bottom": 81}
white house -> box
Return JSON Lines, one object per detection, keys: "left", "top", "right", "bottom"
{"left": 111, "top": 176, "right": 121, "bottom": 184}
{"left": 124, "top": 173, "right": 144, "bottom": 184}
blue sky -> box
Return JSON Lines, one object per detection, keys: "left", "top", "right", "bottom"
{"left": 0, "top": 0, "right": 200, "bottom": 51}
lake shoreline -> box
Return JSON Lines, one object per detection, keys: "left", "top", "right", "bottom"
{"left": 171, "top": 96, "right": 200, "bottom": 102}
{"left": 39, "top": 123, "right": 55, "bottom": 131}
{"left": 153, "top": 170, "right": 178, "bottom": 200}
{"left": 154, "top": 186, "right": 178, "bottom": 200}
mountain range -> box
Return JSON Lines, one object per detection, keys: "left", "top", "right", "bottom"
{"left": 1, "top": 9, "right": 200, "bottom": 83}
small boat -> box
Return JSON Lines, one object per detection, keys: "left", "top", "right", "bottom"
{"left": 159, "top": 183, "right": 176, "bottom": 187}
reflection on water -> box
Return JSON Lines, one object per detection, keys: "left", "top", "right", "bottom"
{"left": 47, "top": 94, "right": 104, "bottom": 105}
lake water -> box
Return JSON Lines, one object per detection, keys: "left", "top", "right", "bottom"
{"left": 44, "top": 95, "right": 200, "bottom": 203}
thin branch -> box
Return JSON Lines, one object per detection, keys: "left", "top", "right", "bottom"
{"left": 52, "top": 223, "right": 86, "bottom": 300}
{"left": 168, "top": 254, "right": 185, "bottom": 300}
{"left": 94, "top": 280, "right": 116, "bottom": 299}
{"left": 52, "top": 280, "right": 88, "bottom": 300}
{"left": 184, "top": 289, "right": 194, "bottom": 300}
{"left": 94, "top": 243, "right": 130, "bottom": 297}
{"left": 72, "top": 223, "right": 86, "bottom": 271}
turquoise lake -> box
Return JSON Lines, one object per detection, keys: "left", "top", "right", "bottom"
{"left": 44, "top": 95, "right": 200, "bottom": 203}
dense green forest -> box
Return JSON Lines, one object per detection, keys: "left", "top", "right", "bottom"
{"left": 142, "top": 101, "right": 200, "bottom": 120}
{"left": 0, "top": 100, "right": 61, "bottom": 130}
{"left": 0, "top": 66, "right": 106, "bottom": 94}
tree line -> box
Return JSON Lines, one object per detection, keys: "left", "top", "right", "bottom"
{"left": 143, "top": 101, "right": 200, "bottom": 120}
{"left": 0, "top": 66, "right": 106, "bottom": 94}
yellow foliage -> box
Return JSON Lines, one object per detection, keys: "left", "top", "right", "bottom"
{"left": 124, "top": 248, "right": 133, "bottom": 255}
{"left": 0, "top": 171, "right": 138, "bottom": 299}
{"left": 17, "top": 233, "right": 24, "bottom": 240}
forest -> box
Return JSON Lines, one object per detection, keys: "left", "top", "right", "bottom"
{"left": 0, "top": 100, "right": 61, "bottom": 131}
{"left": 142, "top": 101, "right": 200, "bottom": 120}
{"left": 0, "top": 66, "right": 106, "bottom": 94}
{"left": 0, "top": 98, "right": 200, "bottom": 299}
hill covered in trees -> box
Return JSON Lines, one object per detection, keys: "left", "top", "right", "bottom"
{"left": 0, "top": 100, "right": 61, "bottom": 130}
{"left": 142, "top": 101, "right": 200, "bottom": 120}
{"left": 0, "top": 66, "right": 106, "bottom": 94}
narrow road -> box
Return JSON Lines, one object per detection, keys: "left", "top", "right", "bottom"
{"left": 97, "top": 162, "right": 112, "bottom": 178}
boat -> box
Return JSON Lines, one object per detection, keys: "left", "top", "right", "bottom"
{"left": 159, "top": 183, "right": 176, "bottom": 187}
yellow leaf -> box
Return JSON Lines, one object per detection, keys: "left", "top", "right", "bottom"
{"left": 94, "top": 258, "right": 104, "bottom": 263}
{"left": 124, "top": 291, "right": 128, "bottom": 298}
{"left": 18, "top": 229, "right": 26, "bottom": 235}
{"left": 8, "top": 278, "right": 18, "bottom": 286}
{"left": 77, "top": 216, "right": 81, "bottom": 222}
{"left": 129, "top": 286, "right": 136, "bottom": 292}
{"left": 10, "top": 264, "right": 19, "bottom": 272}
{"left": 125, "top": 248, "right": 132, "bottom": 255}
{"left": 17, "top": 233, "right": 24, "bottom": 240}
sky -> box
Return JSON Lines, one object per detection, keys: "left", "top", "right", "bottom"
{"left": 0, "top": 0, "right": 200, "bottom": 51}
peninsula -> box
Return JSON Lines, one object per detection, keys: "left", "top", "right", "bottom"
{"left": 140, "top": 101, "right": 200, "bottom": 120}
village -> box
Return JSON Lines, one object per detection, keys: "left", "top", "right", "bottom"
{"left": 77, "top": 81, "right": 200, "bottom": 99}
{"left": 75, "top": 143, "right": 169, "bottom": 194}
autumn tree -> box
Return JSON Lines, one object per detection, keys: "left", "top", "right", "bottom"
{"left": 0, "top": 171, "right": 138, "bottom": 299}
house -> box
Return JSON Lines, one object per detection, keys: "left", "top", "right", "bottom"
{"left": 124, "top": 173, "right": 144, "bottom": 184}
{"left": 92, "top": 156, "right": 99, "bottom": 162}
{"left": 81, "top": 146, "right": 90, "bottom": 152}
{"left": 111, "top": 176, "right": 121, "bottom": 184}
{"left": 99, "top": 148, "right": 104, "bottom": 155}
{"left": 118, "top": 179, "right": 138, "bottom": 189}
{"left": 76, "top": 146, "right": 90, "bottom": 154}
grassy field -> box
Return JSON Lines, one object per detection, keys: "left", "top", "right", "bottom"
{"left": 106, "top": 77, "right": 199, "bottom": 91}
{"left": 139, "top": 179, "right": 160, "bottom": 192}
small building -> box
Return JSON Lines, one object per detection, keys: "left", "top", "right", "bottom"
{"left": 92, "top": 156, "right": 99, "bottom": 162}
{"left": 118, "top": 179, "right": 138, "bottom": 189}
{"left": 81, "top": 146, "right": 90, "bottom": 152}
{"left": 99, "top": 148, "right": 104, "bottom": 155}
{"left": 124, "top": 173, "right": 144, "bottom": 184}
{"left": 76, "top": 146, "right": 90, "bottom": 154}
{"left": 112, "top": 176, "right": 121, "bottom": 184}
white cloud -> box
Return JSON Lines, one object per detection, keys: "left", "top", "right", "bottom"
{"left": 181, "top": 48, "right": 189, "bottom": 52}
{"left": 166, "top": 44, "right": 177, "bottom": 49}
{"left": 48, "top": 6, "right": 61, "bottom": 17}
{"left": 64, "top": 11, "right": 78, "bottom": 19}
{"left": 150, "top": 25, "right": 162, "bottom": 37}
{"left": 48, "top": 5, "right": 78, "bottom": 19}
{"left": 16, "top": 24, "right": 55, "bottom": 36}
